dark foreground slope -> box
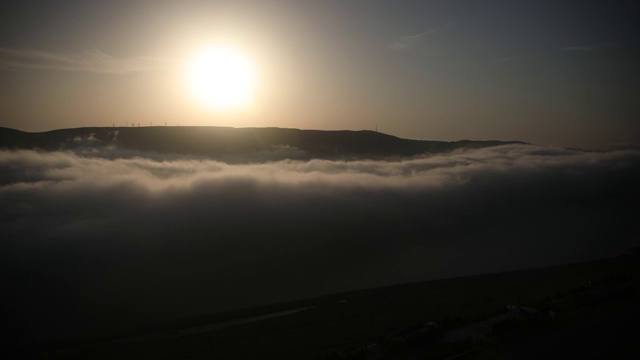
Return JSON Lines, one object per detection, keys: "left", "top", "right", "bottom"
{"left": 15, "top": 253, "right": 640, "bottom": 359}
{"left": 0, "top": 126, "right": 523, "bottom": 160}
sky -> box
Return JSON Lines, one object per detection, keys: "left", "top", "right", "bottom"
{"left": 0, "top": 0, "right": 639, "bottom": 147}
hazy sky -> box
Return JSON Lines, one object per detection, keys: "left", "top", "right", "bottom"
{"left": 0, "top": 0, "right": 638, "bottom": 147}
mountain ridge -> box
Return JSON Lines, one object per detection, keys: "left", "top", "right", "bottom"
{"left": 0, "top": 126, "right": 526, "bottom": 161}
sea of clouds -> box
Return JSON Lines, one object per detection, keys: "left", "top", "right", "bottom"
{"left": 2, "top": 144, "right": 640, "bottom": 342}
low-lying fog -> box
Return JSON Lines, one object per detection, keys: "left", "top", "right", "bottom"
{"left": 2, "top": 144, "right": 639, "bottom": 342}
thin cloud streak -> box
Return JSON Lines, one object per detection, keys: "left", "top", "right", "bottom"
{"left": 561, "top": 43, "right": 616, "bottom": 52}
{"left": 0, "top": 48, "right": 172, "bottom": 74}
{"left": 389, "top": 21, "right": 457, "bottom": 51}
{"left": 495, "top": 55, "right": 526, "bottom": 63}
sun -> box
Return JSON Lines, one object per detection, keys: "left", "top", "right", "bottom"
{"left": 187, "top": 46, "right": 255, "bottom": 111}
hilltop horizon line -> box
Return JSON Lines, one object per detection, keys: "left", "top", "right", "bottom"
{"left": 0, "top": 125, "right": 527, "bottom": 145}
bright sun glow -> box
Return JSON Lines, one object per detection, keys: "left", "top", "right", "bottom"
{"left": 188, "top": 47, "right": 255, "bottom": 111}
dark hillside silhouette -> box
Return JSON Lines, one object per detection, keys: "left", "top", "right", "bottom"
{"left": 0, "top": 126, "right": 524, "bottom": 160}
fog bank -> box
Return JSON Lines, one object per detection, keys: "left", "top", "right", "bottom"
{"left": 2, "top": 145, "right": 639, "bottom": 342}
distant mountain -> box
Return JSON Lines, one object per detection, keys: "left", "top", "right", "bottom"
{"left": 0, "top": 126, "right": 525, "bottom": 161}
